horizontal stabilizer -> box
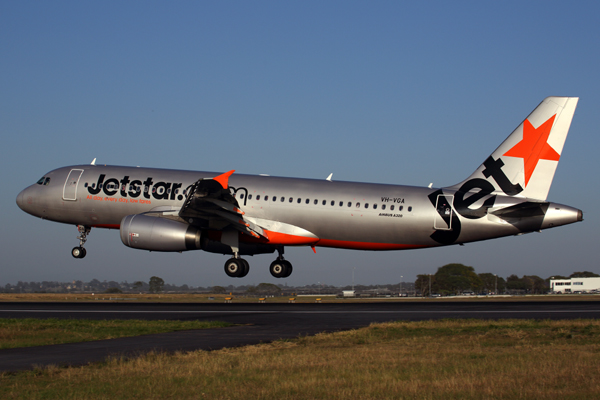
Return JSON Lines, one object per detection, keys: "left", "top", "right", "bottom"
{"left": 490, "top": 201, "right": 549, "bottom": 219}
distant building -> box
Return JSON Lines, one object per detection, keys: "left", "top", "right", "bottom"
{"left": 550, "top": 277, "right": 600, "bottom": 294}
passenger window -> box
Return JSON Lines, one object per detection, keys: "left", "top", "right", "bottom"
{"left": 331, "top": 201, "right": 335, "bottom": 206}
{"left": 314, "top": 199, "right": 318, "bottom": 205}
{"left": 305, "top": 199, "right": 310, "bottom": 204}
{"left": 297, "top": 198, "right": 301, "bottom": 204}
{"left": 240, "top": 194, "right": 245, "bottom": 199}
{"left": 365, "top": 203, "right": 369, "bottom": 209}
{"left": 273, "top": 196, "right": 277, "bottom": 202}
{"left": 339, "top": 201, "right": 343, "bottom": 207}
{"left": 256, "top": 195, "right": 260, "bottom": 200}
{"left": 289, "top": 197, "right": 293, "bottom": 203}
{"left": 373, "top": 204, "right": 377, "bottom": 209}
{"left": 390, "top": 205, "right": 395, "bottom": 211}
{"left": 356, "top": 203, "right": 360, "bottom": 208}
{"left": 408, "top": 206, "right": 412, "bottom": 212}
{"left": 248, "top": 194, "right": 253, "bottom": 200}
{"left": 264, "top": 195, "right": 268, "bottom": 201}
{"left": 347, "top": 202, "right": 352, "bottom": 207}
{"left": 281, "top": 197, "right": 285, "bottom": 202}
{"left": 322, "top": 200, "right": 326, "bottom": 205}
{"left": 382, "top": 204, "right": 386, "bottom": 210}
{"left": 399, "top": 206, "right": 403, "bottom": 211}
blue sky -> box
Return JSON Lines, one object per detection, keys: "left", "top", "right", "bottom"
{"left": 1, "top": 1, "right": 598, "bottom": 287}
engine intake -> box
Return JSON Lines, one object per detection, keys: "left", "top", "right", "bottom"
{"left": 120, "top": 214, "right": 201, "bottom": 252}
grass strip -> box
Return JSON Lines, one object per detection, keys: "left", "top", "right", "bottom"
{"left": 2, "top": 319, "right": 600, "bottom": 399}
{"left": 0, "top": 318, "right": 231, "bottom": 349}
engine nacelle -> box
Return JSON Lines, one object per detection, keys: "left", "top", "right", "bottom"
{"left": 120, "top": 214, "right": 201, "bottom": 252}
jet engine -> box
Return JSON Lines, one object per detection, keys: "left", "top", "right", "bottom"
{"left": 120, "top": 214, "right": 201, "bottom": 252}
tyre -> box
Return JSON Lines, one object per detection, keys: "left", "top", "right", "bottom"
{"left": 224, "top": 258, "right": 243, "bottom": 277}
{"left": 269, "top": 260, "right": 287, "bottom": 278}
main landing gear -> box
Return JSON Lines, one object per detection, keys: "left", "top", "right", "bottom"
{"left": 223, "top": 248, "right": 294, "bottom": 278}
{"left": 269, "top": 259, "right": 293, "bottom": 278}
{"left": 72, "top": 225, "right": 90, "bottom": 259}
{"left": 224, "top": 257, "right": 250, "bottom": 278}
{"left": 269, "top": 247, "right": 293, "bottom": 278}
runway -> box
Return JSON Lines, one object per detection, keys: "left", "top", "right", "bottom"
{"left": 1, "top": 300, "right": 600, "bottom": 372}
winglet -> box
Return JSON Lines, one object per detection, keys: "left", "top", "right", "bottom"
{"left": 213, "top": 170, "right": 235, "bottom": 189}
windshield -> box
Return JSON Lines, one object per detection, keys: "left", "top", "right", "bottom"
{"left": 36, "top": 177, "right": 51, "bottom": 186}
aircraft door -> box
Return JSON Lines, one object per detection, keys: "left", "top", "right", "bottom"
{"left": 433, "top": 194, "right": 454, "bottom": 230}
{"left": 63, "top": 169, "right": 84, "bottom": 201}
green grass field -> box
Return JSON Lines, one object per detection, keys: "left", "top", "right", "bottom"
{"left": 2, "top": 319, "right": 600, "bottom": 399}
{"left": 0, "top": 318, "right": 231, "bottom": 349}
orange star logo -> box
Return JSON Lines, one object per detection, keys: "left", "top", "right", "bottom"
{"left": 503, "top": 115, "right": 559, "bottom": 187}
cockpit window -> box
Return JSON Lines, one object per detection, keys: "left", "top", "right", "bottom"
{"left": 36, "top": 177, "right": 45, "bottom": 185}
{"left": 43, "top": 177, "right": 51, "bottom": 185}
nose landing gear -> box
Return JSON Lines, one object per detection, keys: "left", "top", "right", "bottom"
{"left": 72, "top": 225, "right": 91, "bottom": 259}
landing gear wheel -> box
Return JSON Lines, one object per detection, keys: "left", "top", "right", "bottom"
{"left": 270, "top": 260, "right": 293, "bottom": 278}
{"left": 71, "top": 246, "right": 86, "bottom": 259}
{"left": 239, "top": 259, "right": 250, "bottom": 278}
{"left": 282, "top": 260, "right": 293, "bottom": 277}
{"left": 224, "top": 258, "right": 245, "bottom": 278}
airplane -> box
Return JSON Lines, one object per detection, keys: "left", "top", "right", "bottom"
{"left": 16, "top": 97, "right": 583, "bottom": 278}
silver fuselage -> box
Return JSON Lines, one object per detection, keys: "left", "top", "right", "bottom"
{"left": 17, "top": 164, "right": 582, "bottom": 251}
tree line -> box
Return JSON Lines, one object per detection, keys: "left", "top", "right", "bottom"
{"left": 415, "top": 264, "right": 599, "bottom": 296}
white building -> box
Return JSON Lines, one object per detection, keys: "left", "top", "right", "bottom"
{"left": 550, "top": 277, "right": 600, "bottom": 294}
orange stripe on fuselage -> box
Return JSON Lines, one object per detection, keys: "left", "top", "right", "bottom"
{"left": 91, "top": 224, "right": 121, "bottom": 229}
{"left": 242, "top": 230, "right": 429, "bottom": 250}
{"left": 243, "top": 229, "right": 319, "bottom": 246}
{"left": 315, "top": 239, "right": 430, "bottom": 250}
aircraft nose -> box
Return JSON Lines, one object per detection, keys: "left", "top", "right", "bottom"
{"left": 16, "top": 187, "right": 34, "bottom": 213}
{"left": 16, "top": 189, "right": 25, "bottom": 210}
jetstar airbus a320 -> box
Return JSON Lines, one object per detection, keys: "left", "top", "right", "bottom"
{"left": 17, "top": 97, "right": 583, "bottom": 278}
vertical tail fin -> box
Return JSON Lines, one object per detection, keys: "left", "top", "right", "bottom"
{"left": 450, "top": 97, "right": 578, "bottom": 201}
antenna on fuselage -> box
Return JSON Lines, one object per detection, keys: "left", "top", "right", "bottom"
{"left": 326, "top": 173, "right": 333, "bottom": 181}
{"left": 91, "top": 158, "right": 97, "bottom": 165}
{"left": 428, "top": 183, "right": 433, "bottom": 188}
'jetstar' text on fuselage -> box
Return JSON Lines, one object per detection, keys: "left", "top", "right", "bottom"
{"left": 86, "top": 174, "right": 184, "bottom": 201}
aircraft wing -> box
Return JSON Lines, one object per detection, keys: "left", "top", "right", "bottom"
{"left": 178, "top": 170, "right": 268, "bottom": 240}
